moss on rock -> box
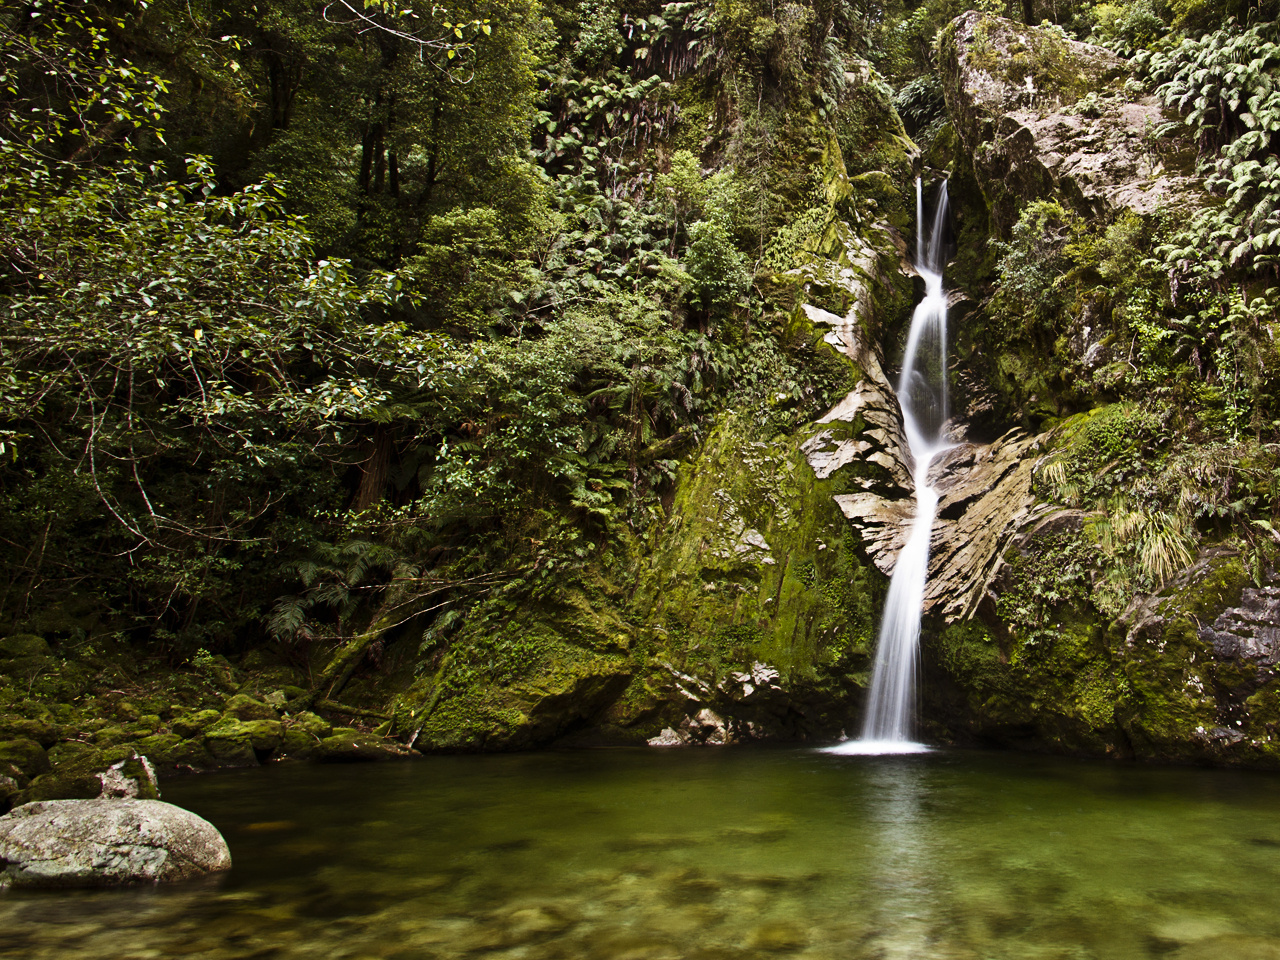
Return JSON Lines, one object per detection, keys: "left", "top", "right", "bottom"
{"left": 0, "top": 739, "right": 50, "bottom": 781}
{"left": 630, "top": 411, "right": 887, "bottom": 736}
{"left": 926, "top": 534, "right": 1280, "bottom": 767}
{"left": 414, "top": 635, "right": 632, "bottom": 751}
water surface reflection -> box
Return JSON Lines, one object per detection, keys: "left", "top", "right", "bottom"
{"left": 1, "top": 748, "right": 1279, "bottom": 960}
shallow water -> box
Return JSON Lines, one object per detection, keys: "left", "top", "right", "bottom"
{"left": 4, "top": 747, "right": 1280, "bottom": 960}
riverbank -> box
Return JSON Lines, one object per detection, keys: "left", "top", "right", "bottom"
{"left": 0, "top": 632, "right": 418, "bottom": 811}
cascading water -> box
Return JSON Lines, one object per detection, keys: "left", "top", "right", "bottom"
{"left": 827, "top": 178, "right": 951, "bottom": 756}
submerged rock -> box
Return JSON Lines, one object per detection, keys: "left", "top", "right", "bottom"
{"left": 1169, "top": 935, "right": 1280, "bottom": 960}
{"left": 747, "top": 921, "right": 810, "bottom": 952}
{"left": 0, "top": 798, "right": 231, "bottom": 887}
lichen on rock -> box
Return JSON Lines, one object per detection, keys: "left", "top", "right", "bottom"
{"left": 0, "top": 798, "right": 231, "bottom": 888}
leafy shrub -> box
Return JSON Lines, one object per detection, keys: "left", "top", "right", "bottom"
{"left": 685, "top": 220, "right": 751, "bottom": 315}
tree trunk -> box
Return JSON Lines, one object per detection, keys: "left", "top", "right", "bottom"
{"left": 353, "top": 426, "right": 392, "bottom": 511}
{"left": 290, "top": 618, "right": 390, "bottom": 714}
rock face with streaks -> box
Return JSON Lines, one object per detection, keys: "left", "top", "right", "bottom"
{"left": 0, "top": 798, "right": 231, "bottom": 888}
{"left": 938, "top": 11, "right": 1200, "bottom": 233}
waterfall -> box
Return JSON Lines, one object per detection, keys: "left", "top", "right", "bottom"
{"left": 827, "top": 178, "right": 950, "bottom": 756}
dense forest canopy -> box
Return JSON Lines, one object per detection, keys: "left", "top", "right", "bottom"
{"left": 1, "top": 0, "right": 1278, "bottom": 751}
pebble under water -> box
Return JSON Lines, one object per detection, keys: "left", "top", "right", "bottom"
{"left": 4, "top": 747, "right": 1280, "bottom": 960}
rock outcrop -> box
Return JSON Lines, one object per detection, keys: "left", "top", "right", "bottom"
{"left": 0, "top": 798, "right": 231, "bottom": 887}
{"left": 1198, "top": 583, "right": 1280, "bottom": 667}
{"left": 803, "top": 256, "right": 1052, "bottom": 624}
{"left": 1112, "top": 555, "right": 1280, "bottom": 762}
{"left": 938, "top": 11, "right": 1200, "bottom": 232}
{"left": 410, "top": 636, "right": 635, "bottom": 752}
{"left": 921, "top": 534, "right": 1280, "bottom": 767}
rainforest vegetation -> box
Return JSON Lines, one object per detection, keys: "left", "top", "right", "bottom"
{"left": 1, "top": 0, "right": 1279, "bottom": 776}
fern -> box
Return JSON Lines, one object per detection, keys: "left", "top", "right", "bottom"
{"left": 1087, "top": 496, "right": 1196, "bottom": 586}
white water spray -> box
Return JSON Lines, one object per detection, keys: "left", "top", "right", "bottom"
{"left": 827, "top": 178, "right": 950, "bottom": 756}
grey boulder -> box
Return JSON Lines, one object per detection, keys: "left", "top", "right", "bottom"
{"left": 0, "top": 798, "right": 231, "bottom": 888}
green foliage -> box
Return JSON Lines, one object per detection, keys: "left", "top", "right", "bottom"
{"left": 1085, "top": 0, "right": 1167, "bottom": 54}
{"left": 653, "top": 149, "right": 742, "bottom": 234}
{"left": 0, "top": 0, "right": 168, "bottom": 161}
{"left": 269, "top": 539, "right": 404, "bottom": 644}
{"left": 991, "top": 200, "right": 1077, "bottom": 332}
{"left": 1035, "top": 400, "right": 1280, "bottom": 603}
{"left": 0, "top": 0, "right": 940, "bottom": 715}
{"left": 1037, "top": 403, "right": 1161, "bottom": 494}
{"left": 0, "top": 0, "right": 453, "bottom": 653}
{"left": 892, "top": 73, "right": 948, "bottom": 135}
{"left": 997, "top": 532, "right": 1095, "bottom": 650}
{"left": 1142, "top": 21, "right": 1280, "bottom": 270}
{"left": 1162, "top": 0, "right": 1279, "bottom": 32}
{"left": 572, "top": 0, "right": 624, "bottom": 66}
{"left": 712, "top": 0, "right": 822, "bottom": 95}
{"left": 686, "top": 220, "right": 751, "bottom": 314}
{"left": 0, "top": 152, "right": 418, "bottom": 487}
{"left": 1125, "top": 21, "right": 1280, "bottom": 439}
{"left": 1085, "top": 497, "right": 1196, "bottom": 586}
{"left": 1034, "top": 405, "right": 1196, "bottom": 592}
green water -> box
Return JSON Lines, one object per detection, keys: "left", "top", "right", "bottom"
{"left": 4, "top": 747, "right": 1280, "bottom": 960}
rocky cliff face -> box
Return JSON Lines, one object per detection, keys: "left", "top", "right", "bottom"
{"left": 938, "top": 11, "right": 1200, "bottom": 233}
{"left": 406, "top": 13, "right": 1280, "bottom": 766}
{"left": 923, "top": 547, "right": 1280, "bottom": 766}
{"left": 912, "top": 13, "right": 1280, "bottom": 767}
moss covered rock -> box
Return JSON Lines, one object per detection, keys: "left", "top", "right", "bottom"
{"left": 626, "top": 410, "right": 888, "bottom": 738}
{"left": 221, "top": 694, "right": 280, "bottom": 722}
{"left": 0, "top": 718, "right": 62, "bottom": 749}
{"left": 0, "top": 739, "right": 51, "bottom": 780}
{"left": 0, "top": 635, "right": 52, "bottom": 659}
{"left": 311, "top": 729, "right": 416, "bottom": 762}
{"left": 923, "top": 536, "right": 1280, "bottom": 766}
{"left": 416, "top": 643, "right": 633, "bottom": 752}
{"left": 133, "top": 734, "right": 217, "bottom": 772}
{"left": 203, "top": 718, "right": 283, "bottom": 766}
{"left": 279, "top": 712, "right": 333, "bottom": 758}
{"left": 14, "top": 743, "right": 140, "bottom": 805}
{"left": 171, "top": 709, "right": 221, "bottom": 740}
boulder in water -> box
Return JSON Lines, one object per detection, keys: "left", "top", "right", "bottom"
{"left": 645, "top": 708, "right": 729, "bottom": 746}
{"left": 0, "top": 798, "right": 231, "bottom": 888}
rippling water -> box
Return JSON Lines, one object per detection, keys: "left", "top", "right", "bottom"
{"left": 4, "top": 747, "right": 1280, "bottom": 960}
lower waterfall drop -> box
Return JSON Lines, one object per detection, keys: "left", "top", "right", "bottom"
{"left": 828, "top": 178, "right": 951, "bottom": 756}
